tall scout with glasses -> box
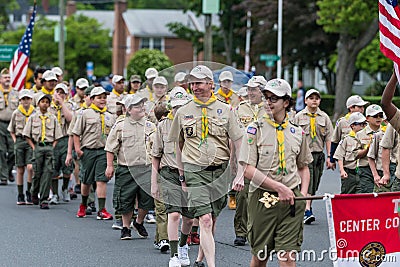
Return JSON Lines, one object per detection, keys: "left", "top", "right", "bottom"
{"left": 356, "top": 104, "right": 385, "bottom": 193}
{"left": 73, "top": 87, "right": 116, "bottom": 220}
{"left": 23, "top": 94, "right": 63, "bottom": 209}
{"left": 329, "top": 95, "right": 369, "bottom": 170}
{"left": 333, "top": 112, "right": 367, "bottom": 194}
{"left": 239, "top": 78, "right": 312, "bottom": 267}
{"left": 8, "top": 90, "right": 35, "bottom": 204}
{"left": 169, "top": 65, "right": 244, "bottom": 267}
{"left": 293, "top": 89, "right": 333, "bottom": 225}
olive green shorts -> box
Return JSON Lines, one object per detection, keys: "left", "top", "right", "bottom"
{"left": 247, "top": 188, "right": 306, "bottom": 258}
{"left": 53, "top": 136, "right": 74, "bottom": 176}
{"left": 308, "top": 152, "right": 325, "bottom": 195}
{"left": 184, "top": 162, "right": 229, "bottom": 218}
{"left": 159, "top": 166, "right": 194, "bottom": 219}
{"left": 14, "top": 137, "right": 32, "bottom": 167}
{"left": 80, "top": 148, "right": 108, "bottom": 184}
{"left": 374, "top": 168, "right": 394, "bottom": 193}
{"left": 113, "top": 165, "right": 153, "bottom": 214}
{"left": 341, "top": 168, "right": 360, "bottom": 194}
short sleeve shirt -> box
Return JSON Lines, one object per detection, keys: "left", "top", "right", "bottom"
{"left": 333, "top": 135, "right": 362, "bottom": 169}
{"left": 0, "top": 88, "right": 19, "bottom": 121}
{"left": 22, "top": 112, "right": 63, "bottom": 143}
{"left": 151, "top": 118, "right": 178, "bottom": 169}
{"left": 332, "top": 116, "right": 351, "bottom": 143}
{"left": 8, "top": 108, "right": 36, "bottom": 136}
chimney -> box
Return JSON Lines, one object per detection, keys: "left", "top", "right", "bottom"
{"left": 66, "top": 1, "right": 76, "bottom": 17}
{"left": 112, "top": 0, "right": 127, "bottom": 75}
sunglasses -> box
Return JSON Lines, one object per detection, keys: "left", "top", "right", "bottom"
{"left": 353, "top": 122, "right": 367, "bottom": 126}
{"left": 371, "top": 113, "right": 383, "bottom": 118}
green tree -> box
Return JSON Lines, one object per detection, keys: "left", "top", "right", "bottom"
{"left": 0, "top": 0, "right": 19, "bottom": 32}
{"left": 317, "top": 0, "right": 378, "bottom": 120}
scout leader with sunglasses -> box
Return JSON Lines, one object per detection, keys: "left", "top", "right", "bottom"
{"left": 333, "top": 112, "right": 367, "bottom": 194}
{"left": 238, "top": 78, "right": 313, "bottom": 267}
{"left": 356, "top": 104, "right": 386, "bottom": 193}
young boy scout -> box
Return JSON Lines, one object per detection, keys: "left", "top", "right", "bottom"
{"left": 105, "top": 94, "right": 155, "bottom": 240}
{"left": 0, "top": 68, "right": 19, "bottom": 185}
{"left": 23, "top": 94, "right": 63, "bottom": 209}
{"left": 127, "top": 75, "right": 142, "bottom": 94}
{"left": 329, "top": 95, "right": 369, "bottom": 169}
{"left": 379, "top": 123, "right": 400, "bottom": 192}
{"left": 73, "top": 87, "right": 115, "bottom": 220}
{"left": 8, "top": 89, "right": 35, "bottom": 204}
{"left": 356, "top": 104, "right": 384, "bottom": 193}
{"left": 146, "top": 76, "right": 169, "bottom": 123}
{"left": 139, "top": 67, "right": 158, "bottom": 100}
{"left": 333, "top": 112, "right": 367, "bottom": 194}
{"left": 169, "top": 65, "right": 244, "bottom": 267}
{"left": 72, "top": 78, "right": 89, "bottom": 108}
{"left": 233, "top": 75, "right": 266, "bottom": 247}
{"left": 34, "top": 70, "right": 58, "bottom": 105}
{"left": 238, "top": 78, "right": 313, "bottom": 267}
{"left": 293, "top": 89, "right": 333, "bottom": 224}
{"left": 151, "top": 87, "right": 193, "bottom": 266}
{"left": 107, "top": 75, "right": 125, "bottom": 116}
{"left": 216, "top": 70, "right": 240, "bottom": 108}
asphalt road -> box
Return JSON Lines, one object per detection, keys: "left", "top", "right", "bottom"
{"left": 0, "top": 166, "right": 340, "bottom": 267}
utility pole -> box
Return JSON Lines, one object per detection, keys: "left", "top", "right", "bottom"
{"left": 59, "top": 0, "right": 65, "bottom": 69}
{"left": 244, "top": 11, "right": 251, "bottom": 72}
{"left": 277, "top": 0, "right": 282, "bottom": 78}
{"left": 204, "top": 14, "right": 212, "bottom": 62}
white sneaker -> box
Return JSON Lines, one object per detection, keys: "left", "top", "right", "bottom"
{"left": 145, "top": 213, "right": 156, "bottom": 224}
{"left": 62, "top": 189, "right": 70, "bottom": 202}
{"left": 158, "top": 239, "right": 170, "bottom": 253}
{"left": 49, "top": 195, "right": 59, "bottom": 205}
{"left": 178, "top": 244, "right": 190, "bottom": 266}
{"left": 169, "top": 255, "right": 181, "bottom": 267}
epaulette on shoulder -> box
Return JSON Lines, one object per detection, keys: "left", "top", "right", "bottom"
{"left": 289, "top": 121, "right": 299, "bottom": 127}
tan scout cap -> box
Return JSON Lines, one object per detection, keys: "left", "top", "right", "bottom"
{"left": 237, "top": 87, "right": 248, "bottom": 97}
{"left": 19, "top": 89, "right": 33, "bottom": 100}
{"left": 263, "top": 78, "right": 291, "bottom": 97}
{"left": 348, "top": 112, "right": 366, "bottom": 125}
{"left": 42, "top": 70, "right": 57, "bottom": 81}
{"left": 170, "top": 86, "right": 190, "bottom": 107}
{"left": 76, "top": 78, "right": 89, "bottom": 89}
{"left": 51, "top": 67, "right": 63, "bottom": 76}
{"left": 125, "top": 94, "right": 147, "bottom": 108}
{"left": 245, "top": 75, "right": 267, "bottom": 88}
{"left": 130, "top": 75, "right": 142, "bottom": 82}
{"left": 366, "top": 104, "right": 384, "bottom": 117}
{"left": 153, "top": 76, "right": 168, "bottom": 86}
{"left": 37, "top": 93, "right": 52, "bottom": 103}
{"left": 112, "top": 75, "right": 125, "bottom": 84}
{"left": 90, "top": 87, "right": 108, "bottom": 98}
{"left": 346, "top": 95, "right": 369, "bottom": 108}
{"left": 145, "top": 68, "right": 158, "bottom": 79}
{"left": 305, "top": 89, "right": 320, "bottom": 99}
{"left": 55, "top": 83, "right": 68, "bottom": 94}
{"left": 174, "top": 72, "right": 186, "bottom": 82}
{"left": 219, "top": 71, "right": 233, "bottom": 81}
{"left": 189, "top": 65, "right": 213, "bottom": 80}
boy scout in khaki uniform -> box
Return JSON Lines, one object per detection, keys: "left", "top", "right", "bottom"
{"left": 233, "top": 75, "right": 266, "bottom": 247}
{"left": 72, "top": 78, "right": 89, "bottom": 108}
{"left": 33, "top": 70, "right": 58, "bottom": 106}
{"left": 138, "top": 67, "right": 158, "bottom": 100}
{"left": 333, "top": 112, "right": 367, "bottom": 194}
{"left": 329, "top": 95, "right": 368, "bottom": 169}
{"left": 216, "top": 71, "right": 240, "bottom": 108}
{"left": 73, "top": 87, "right": 115, "bottom": 220}
{"left": 293, "top": 89, "right": 333, "bottom": 224}
{"left": 169, "top": 65, "right": 244, "bottom": 267}
{"left": 151, "top": 87, "right": 193, "bottom": 266}
{"left": 0, "top": 68, "right": 19, "bottom": 185}
{"left": 8, "top": 89, "right": 35, "bottom": 204}
{"left": 105, "top": 94, "right": 155, "bottom": 240}
{"left": 107, "top": 75, "right": 125, "bottom": 116}
{"left": 23, "top": 94, "right": 63, "bottom": 209}
{"left": 239, "top": 78, "right": 313, "bottom": 267}
{"left": 31, "top": 68, "right": 46, "bottom": 93}
{"left": 356, "top": 104, "right": 384, "bottom": 193}
{"left": 145, "top": 76, "right": 169, "bottom": 124}
{"left": 379, "top": 124, "right": 400, "bottom": 192}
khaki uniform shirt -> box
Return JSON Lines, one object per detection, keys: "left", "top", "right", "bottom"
{"left": 379, "top": 124, "right": 400, "bottom": 177}
{"left": 356, "top": 125, "right": 379, "bottom": 167}
{"left": 137, "top": 85, "right": 153, "bottom": 102}
{"left": 145, "top": 95, "right": 169, "bottom": 124}
{"left": 333, "top": 134, "right": 362, "bottom": 169}
{"left": 293, "top": 107, "right": 333, "bottom": 153}
{"left": 8, "top": 108, "right": 37, "bottom": 136}
{"left": 238, "top": 118, "right": 313, "bottom": 190}
{"left": 0, "top": 88, "right": 19, "bottom": 121}
{"left": 22, "top": 111, "right": 63, "bottom": 143}
{"left": 152, "top": 118, "right": 178, "bottom": 169}
{"left": 367, "top": 130, "right": 385, "bottom": 171}
{"left": 106, "top": 90, "right": 124, "bottom": 115}
{"left": 236, "top": 101, "right": 265, "bottom": 128}
{"left": 168, "top": 99, "right": 243, "bottom": 166}
{"left": 105, "top": 117, "right": 156, "bottom": 166}
{"left": 49, "top": 102, "right": 74, "bottom": 137}
{"left": 72, "top": 94, "right": 84, "bottom": 109}
{"left": 72, "top": 108, "right": 115, "bottom": 149}
{"left": 332, "top": 115, "right": 351, "bottom": 143}
{"left": 216, "top": 90, "right": 240, "bottom": 108}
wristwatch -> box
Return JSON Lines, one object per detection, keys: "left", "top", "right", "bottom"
{"left": 179, "top": 175, "right": 185, "bottom": 182}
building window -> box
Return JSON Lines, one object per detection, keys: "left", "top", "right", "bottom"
{"left": 140, "top": 37, "right": 164, "bottom": 51}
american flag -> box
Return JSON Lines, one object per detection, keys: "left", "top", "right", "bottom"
{"left": 9, "top": 4, "right": 37, "bottom": 91}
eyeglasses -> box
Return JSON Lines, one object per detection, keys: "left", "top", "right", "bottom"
{"left": 371, "top": 113, "right": 383, "bottom": 118}
{"left": 264, "top": 95, "right": 284, "bottom": 103}
{"left": 131, "top": 103, "right": 144, "bottom": 109}
{"left": 353, "top": 122, "right": 367, "bottom": 126}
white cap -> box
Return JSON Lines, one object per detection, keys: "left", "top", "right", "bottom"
{"left": 346, "top": 95, "right": 369, "bottom": 108}
{"left": 263, "top": 78, "right": 292, "bottom": 97}
{"left": 112, "top": 75, "right": 125, "bottom": 84}
{"left": 55, "top": 83, "right": 68, "bottom": 94}
{"left": 366, "top": 104, "right": 384, "bottom": 117}
{"left": 305, "top": 89, "right": 321, "bottom": 99}
{"left": 218, "top": 71, "right": 233, "bottom": 81}
{"left": 18, "top": 89, "right": 33, "bottom": 100}
{"left": 153, "top": 76, "right": 168, "bottom": 86}
{"left": 245, "top": 76, "right": 267, "bottom": 88}
{"left": 42, "top": 70, "right": 57, "bottom": 81}
{"left": 169, "top": 86, "right": 191, "bottom": 107}
{"left": 348, "top": 112, "right": 366, "bottom": 125}
{"left": 37, "top": 93, "right": 52, "bottom": 103}
{"left": 189, "top": 65, "right": 213, "bottom": 80}
{"left": 125, "top": 94, "right": 147, "bottom": 108}
{"left": 116, "top": 95, "right": 128, "bottom": 106}
{"left": 145, "top": 68, "right": 158, "bottom": 79}
{"left": 76, "top": 78, "right": 89, "bottom": 89}
{"left": 90, "top": 87, "right": 108, "bottom": 98}
{"left": 237, "top": 87, "right": 248, "bottom": 97}
{"left": 174, "top": 72, "right": 186, "bottom": 82}
{"left": 51, "top": 67, "right": 63, "bottom": 76}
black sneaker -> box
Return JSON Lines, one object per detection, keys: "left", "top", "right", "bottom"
{"left": 234, "top": 236, "right": 246, "bottom": 246}
{"left": 120, "top": 227, "right": 132, "bottom": 240}
{"left": 131, "top": 220, "right": 148, "bottom": 238}
{"left": 31, "top": 194, "right": 39, "bottom": 205}
{"left": 25, "top": 191, "right": 33, "bottom": 205}
{"left": 88, "top": 202, "right": 96, "bottom": 212}
{"left": 40, "top": 202, "right": 49, "bottom": 209}
{"left": 193, "top": 261, "right": 205, "bottom": 267}
{"left": 17, "top": 194, "right": 26, "bottom": 205}
{"left": 86, "top": 206, "right": 93, "bottom": 215}
{"left": 74, "top": 184, "right": 81, "bottom": 194}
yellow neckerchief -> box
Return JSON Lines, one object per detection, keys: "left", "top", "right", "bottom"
{"left": 146, "top": 85, "right": 154, "bottom": 102}
{"left": 264, "top": 113, "right": 289, "bottom": 175}
{"left": 345, "top": 112, "right": 351, "bottom": 120}
{"left": 167, "top": 111, "right": 174, "bottom": 120}
{"left": 31, "top": 85, "right": 38, "bottom": 93}
{"left": 217, "top": 88, "right": 233, "bottom": 104}
{"left": 41, "top": 87, "right": 54, "bottom": 95}
{"left": 82, "top": 102, "right": 88, "bottom": 109}
{"left": 250, "top": 102, "right": 264, "bottom": 121}
{"left": 112, "top": 88, "right": 121, "bottom": 97}
{"left": 306, "top": 111, "right": 318, "bottom": 141}
{"left": 129, "top": 90, "right": 137, "bottom": 95}
{"left": 193, "top": 92, "right": 218, "bottom": 147}
{"left": 39, "top": 114, "right": 48, "bottom": 143}
{"left": 381, "top": 125, "right": 387, "bottom": 133}
{"left": 18, "top": 105, "right": 35, "bottom": 122}
{"left": 0, "top": 85, "right": 11, "bottom": 106}
{"left": 90, "top": 103, "right": 107, "bottom": 136}
{"left": 51, "top": 101, "right": 62, "bottom": 125}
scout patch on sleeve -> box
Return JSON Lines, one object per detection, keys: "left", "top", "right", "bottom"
{"left": 185, "top": 127, "right": 193, "bottom": 136}
{"left": 247, "top": 136, "right": 254, "bottom": 144}
{"left": 247, "top": 126, "right": 257, "bottom": 135}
